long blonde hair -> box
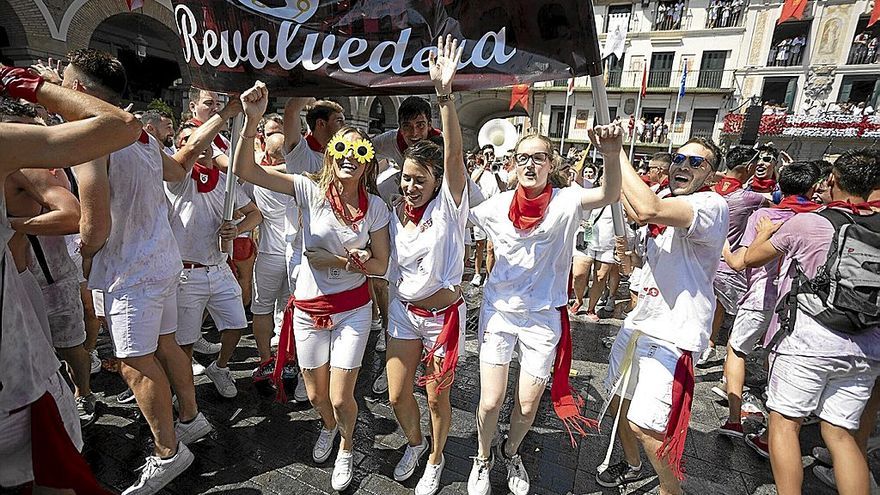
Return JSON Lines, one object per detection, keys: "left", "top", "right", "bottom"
{"left": 307, "top": 126, "right": 379, "bottom": 197}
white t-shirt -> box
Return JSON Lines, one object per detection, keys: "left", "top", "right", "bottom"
{"left": 254, "top": 185, "right": 289, "bottom": 256}
{"left": 89, "top": 132, "right": 182, "bottom": 292}
{"left": 284, "top": 138, "right": 325, "bottom": 283}
{"left": 165, "top": 170, "right": 252, "bottom": 266}
{"left": 372, "top": 129, "right": 404, "bottom": 167}
{"left": 291, "top": 175, "right": 390, "bottom": 299}
{"left": 470, "top": 187, "right": 589, "bottom": 312}
{"left": 390, "top": 180, "right": 468, "bottom": 302}
{"left": 475, "top": 171, "right": 502, "bottom": 199}
{"left": 624, "top": 192, "right": 729, "bottom": 352}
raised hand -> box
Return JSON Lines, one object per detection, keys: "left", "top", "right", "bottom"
{"left": 428, "top": 34, "right": 464, "bottom": 95}
{"left": 239, "top": 81, "right": 268, "bottom": 119}
{"left": 588, "top": 122, "right": 624, "bottom": 155}
{"left": 30, "top": 58, "right": 63, "bottom": 85}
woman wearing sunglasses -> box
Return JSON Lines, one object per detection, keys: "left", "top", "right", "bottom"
{"left": 466, "top": 124, "right": 622, "bottom": 495}
{"left": 232, "top": 81, "right": 390, "bottom": 492}
{"left": 598, "top": 138, "right": 728, "bottom": 495}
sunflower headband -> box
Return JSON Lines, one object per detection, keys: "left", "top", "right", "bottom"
{"left": 328, "top": 135, "right": 375, "bottom": 164}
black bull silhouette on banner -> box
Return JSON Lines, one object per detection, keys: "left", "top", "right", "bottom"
{"left": 171, "top": 0, "right": 603, "bottom": 96}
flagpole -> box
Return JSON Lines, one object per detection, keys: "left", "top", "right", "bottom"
{"left": 668, "top": 92, "right": 682, "bottom": 153}
{"left": 560, "top": 86, "right": 572, "bottom": 154}
{"left": 221, "top": 114, "right": 244, "bottom": 254}
{"left": 627, "top": 89, "right": 642, "bottom": 164}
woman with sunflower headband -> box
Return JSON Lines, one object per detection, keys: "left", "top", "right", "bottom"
{"left": 382, "top": 35, "right": 467, "bottom": 495}
{"left": 232, "top": 81, "right": 390, "bottom": 492}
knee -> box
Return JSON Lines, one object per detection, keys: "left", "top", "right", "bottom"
{"left": 427, "top": 391, "right": 449, "bottom": 415}
{"left": 330, "top": 388, "right": 352, "bottom": 411}
{"left": 306, "top": 384, "right": 330, "bottom": 408}
{"left": 388, "top": 389, "right": 411, "bottom": 410}
{"left": 479, "top": 393, "right": 504, "bottom": 415}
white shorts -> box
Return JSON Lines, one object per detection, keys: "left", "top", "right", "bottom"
{"left": 729, "top": 309, "right": 772, "bottom": 355}
{"left": 44, "top": 277, "right": 86, "bottom": 349}
{"left": 0, "top": 371, "right": 82, "bottom": 487}
{"left": 294, "top": 302, "right": 372, "bottom": 370}
{"left": 64, "top": 234, "right": 87, "bottom": 285}
{"left": 20, "top": 269, "right": 51, "bottom": 344}
{"left": 604, "top": 325, "right": 684, "bottom": 433}
{"left": 92, "top": 289, "right": 105, "bottom": 318}
{"left": 176, "top": 264, "right": 247, "bottom": 346}
{"left": 388, "top": 298, "right": 466, "bottom": 359}
{"left": 252, "top": 253, "right": 290, "bottom": 315}
{"left": 767, "top": 353, "right": 880, "bottom": 430}
{"left": 478, "top": 306, "right": 561, "bottom": 380}
{"left": 588, "top": 248, "right": 616, "bottom": 264}
{"left": 471, "top": 226, "right": 487, "bottom": 242}
{"left": 103, "top": 277, "right": 178, "bottom": 358}
{"left": 713, "top": 270, "right": 747, "bottom": 316}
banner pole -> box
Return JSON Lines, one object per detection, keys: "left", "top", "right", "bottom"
{"left": 221, "top": 114, "right": 245, "bottom": 254}
{"left": 668, "top": 92, "right": 682, "bottom": 153}
{"left": 627, "top": 89, "right": 642, "bottom": 165}
{"left": 590, "top": 74, "right": 626, "bottom": 237}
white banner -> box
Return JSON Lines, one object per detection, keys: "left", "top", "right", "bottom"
{"left": 602, "top": 13, "right": 629, "bottom": 60}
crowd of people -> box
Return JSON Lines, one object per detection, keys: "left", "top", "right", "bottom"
{"left": 655, "top": 1, "right": 686, "bottom": 31}
{"left": 766, "top": 35, "right": 807, "bottom": 67}
{"left": 627, "top": 115, "right": 670, "bottom": 144}
{"left": 848, "top": 31, "right": 880, "bottom": 65}
{"left": 705, "top": 0, "right": 745, "bottom": 29}
{"left": 2, "top": 35, "right": 880, "bottom": 495}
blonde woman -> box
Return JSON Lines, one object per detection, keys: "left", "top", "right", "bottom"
{"left": 233, "top": 82, "right": 390, "bottom": 492}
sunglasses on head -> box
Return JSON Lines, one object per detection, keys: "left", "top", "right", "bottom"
{"left": 672, "top": 153, "right": 713, "bottom": 169}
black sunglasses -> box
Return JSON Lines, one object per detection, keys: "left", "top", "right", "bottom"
{"left": 672, "top": 153, "right": 713, "bottom": 169}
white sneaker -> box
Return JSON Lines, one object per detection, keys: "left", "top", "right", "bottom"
{"left": 205, "top": 361, "right": 237, "bottom": 398}
{"left": 313, "top": 425, "right": 339, "bottom": 463}
{"left": 394, "top": 437, "right": 429, "bottom": 481}
{"left": 467, "top": 454, "right": 493, "bottom": 495}
{"left": 416, "top": 455, "right": 445, "bottom": 495}
{"left": 270, "top": 334, "right": 281, "bottom": 347}
{"left": 812, "top": 446, "right": 832, "bottom": 465}
{"left": 121, "top": 443, "right": 194, "bottom": 495}
{"left": 504, "top": 453, "right": 530, "bottom": 495}
{"left": 375, "top": 331, "right": 387, "bottom": 352}
{"left": 193, "top": 337, "right": 221, "bottom": 355}
{"left": 90, "top": 350, "right": 101, "bottom": 374}
{"left": 470, "top": 273, "right": 483, "bottom": 286}
{"left": 175, "top": 412, "right": 213, "bottom": 445}
{"left": 697, "top": 347, "right": 714, "bottom": 365}
{"left": 372, "top": 369, "right": 388, "bottom": 395}
{"left": 191, "top": 358, "right": 205, "bottom": 376}
{"left": 331, "top": 449, "right": 355, "bottom": 491}
{"left": 294, "top": 373, "right": 309, "bottom": 403}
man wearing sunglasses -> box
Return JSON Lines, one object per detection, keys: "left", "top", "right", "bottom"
{"left": 599, "top": 137, "right": 728, "bottom": 495}
{"left": 747, "top": 145, "right": 779, "bottom": 194}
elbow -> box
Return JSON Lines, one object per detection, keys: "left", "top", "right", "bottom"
{"left": 631, "top": 206, "right": 659, "bottom": 225}
{"left": 61, "top": 211, "right": 81, "bottom": 235}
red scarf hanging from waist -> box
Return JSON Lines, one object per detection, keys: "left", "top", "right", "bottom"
{"left": 774, "top": 194, "right": 820, "bottom": 213}
{"left": 656, "top": 351, "right": 695, "bottom": 480}
{"left": 29, "top": 391, "right": 113, "bottom": 494}
{"left": 271, "top": 282, "right": 371, "bottom": 402}
{"left": 191, "top": 163, "right": 220, "bottom": 193}
{"left": 552, "top": 307, "right": 599, "bottom": 446}
{"left": 411, "top": 298, "right": 464, "bottom": 392}
{"left": 749, "top": 177, "right": 776, "bottom": 193}
{"left": 509, "top": 183, "right": 553, "bottom": 231}
{"left": 712, "top": 176, "right": 742, "bottom": 196}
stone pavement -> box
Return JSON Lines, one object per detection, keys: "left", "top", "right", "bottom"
{"left": 22, "top": 287, "right": 877, "bottom": 495}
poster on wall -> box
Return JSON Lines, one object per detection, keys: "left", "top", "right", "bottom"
{"left": 574, "top": 109, "right": 590, "bottom": 130}
{"left": 673, "top": 111, "right": 687, "bottom": 133}
{"left": 170, "top": 0, "right": 603, "bottom": 95}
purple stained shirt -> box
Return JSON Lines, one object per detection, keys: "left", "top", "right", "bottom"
{"left": 717, "top": 188, "right": 766, "bottom": 274}
{"left": 738, "top": 207, "right": 796, "bottom": 311}
{"left": 768, "top": 211, "right": 880, "bottom": 359}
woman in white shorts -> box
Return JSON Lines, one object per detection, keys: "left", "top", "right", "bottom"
{"left": 232, "top": 82, "right": 390, "bottom": 492}
{"left": 466, "top": 125, "right": 623, "bottom": 495}
{"left": 384, "top": 37, "right": 467, "bottom": 495}
{"left": 584, "top": 200, "right": 627, "bottom": 321}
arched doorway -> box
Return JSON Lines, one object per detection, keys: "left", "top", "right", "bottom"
{"left": 89, "top": 13, "right": 186, "bottom": 116}
{"left": 368, "top": 96, "right": 398, "bottom": 134}
{"left": 0, "top": 0, "right": 28, "bottom": 65}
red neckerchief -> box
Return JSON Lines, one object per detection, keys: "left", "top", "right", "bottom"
{"left": 413, "top": 299, "right": 466, "bottom": 392}
{"left": 658, "top": 178, "right": 670, "bottom": 190}
{"left": 305, "top": 133, "right": 324, "bottom": 153}
{"left": 647, "top": 185, "right": 712, "bottom": 238}
{"left": 396, "top": 128, "right": 443, "bottom": 154}
{"left": 552, "top": 307, "right": 599, "bottom": 446}
{"left": 774, "top": 194, "right": 821, "bottom": 213}
{"left": 404, "top": 201, "right": 430, "bottom": 225}
{"left": 137, "top": 130, "right": 150, "bottom": 144}
{"left": 191, "top": 163, "right": 220, "bottom": 193}
{"left": 509, "top": 183, "right": 553, "bottom": 230}
{"left": 327, "top": 182, "right": 368, "bottom": 230}
{"left": 824, "top": 200, "right": 880, "bottom": 215}
{"left": 750, "top": 177, "right": 776, "bottom": 193}
{"left": 656, "top": 352, "right": 695, "bottom": 480}
{"left": 640, "top": 175, "right": 655, "bottom": 186}
{"left": 713, "top": 176, "right": 743, "bottom": 196}
{"left": 187, "top": 118, "right": 229, "bottom": 153}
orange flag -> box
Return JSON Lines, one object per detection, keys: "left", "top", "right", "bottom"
{"left": 869, "top": 0, "right": 880, "bottom": 27}
{"left": 777, "top": 0, "right": 808, "bottom": 24}
{"left": 510, "top": 84, "right": 530, "bottom": 111}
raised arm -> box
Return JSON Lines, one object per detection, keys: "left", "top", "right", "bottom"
{"left": 8, "top": 168, "right": 80, "bottom": 235}
{"left": 582, "top": 124, "right": 623, "bottom": 209}
{"left": 430, "top": 35, "right": 466, "bottom": 205}
{"left": 164, "top": 98, "right": 242, "bottom": 182}
{"left": 0, "top": 66, "right": 141, "bottom": 170}
{"left": 282, "top": 96, "right": 314, "bottom": 154}
{"left": 233, "top": 81, "right": 297, "bottom": 197}
{"left": 617, "top": 149, "right": 695, "bottom": 229}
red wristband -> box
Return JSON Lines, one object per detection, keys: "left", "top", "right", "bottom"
{"left": 0, "top": 66, "right": 44, "bottom": 103}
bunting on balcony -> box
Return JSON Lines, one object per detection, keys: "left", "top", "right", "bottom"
{"left": 777, "top": 0, "right": 808, "bottom": 24}
{"left": 510, "top": 84, "right": 531, "bottom": 111}
{"left": 169, "top": 0, "right": 604, "bottom": 96}
{"left": 869, "top": 0, "right": 880, "bottom": 28}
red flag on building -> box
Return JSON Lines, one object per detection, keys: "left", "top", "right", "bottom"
{"left": 567, "top": 77, "right": 575, "bottom": 96}
{"left": 640, "top": 66, "right": 647, "bottom": 97}
{"left": 127, "top": 0, "right": 144, "bottom": 10}
{"left": 869, "top": 0, "right": 880, "bottom": 27}
{"left": 777, "top": 0, "right": 808, "bottom": 24}
{"left": 510, "top": 84, "right": 530, "bottom": 111}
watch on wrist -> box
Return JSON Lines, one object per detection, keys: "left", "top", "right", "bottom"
{"left": 436, "top": 93, "right": 455, "bottom": 103}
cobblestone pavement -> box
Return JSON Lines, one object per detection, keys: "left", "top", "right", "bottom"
{"left": 16, "top": 283, "right": 877, "bottom": 495}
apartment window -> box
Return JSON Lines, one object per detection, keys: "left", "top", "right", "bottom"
{"left": 654, "top": 0, "right": 685, "bottom": 31}
{"left": 847, "top": 16, "right": 880, "bottom": 65}
{"left": 767, "top": 21, "right": 810, "bottom": 67}
{"left": 606, "top": 4, "right": 632, "bottom": 32}
{"left": 706, "top": 0, "right": 745, "bottom": 28}
{"left": 607, "top": 54, "right": 624, "bottom": 88}
{"left": 698, "top": 51, "right": 726, "bottom": 88}
{"left": 549, "top": 105, "right": 569, "bottom": 138}
{"left": 649, "top": 52, "right": 675, "bottom": 88}
{"left": 762, "top": 76, "right": 798, "bottom": 112}
{"left": 838, "top": 75, "right": 880, "bottom": 108}
{"left": 690, "top": 109, "right": 718, "bottom": 139}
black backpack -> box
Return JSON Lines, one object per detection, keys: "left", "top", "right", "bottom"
{"left": 775, "top": 208, "right": 880, "bottom": 340}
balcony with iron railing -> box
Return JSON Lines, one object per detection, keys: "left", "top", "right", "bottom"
{"left": 704, "top": 0, "right": 746, "bottom": 29}
{"left": 605, "top": 68, "right": 734, "bottom": 92}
